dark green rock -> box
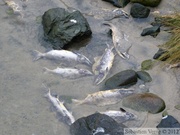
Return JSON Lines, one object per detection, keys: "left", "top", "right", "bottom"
{"left": 136, "top": 71, "right": 152, "bottom": 82}
{"left": 122, "top": 93, "right": 166, "bottom": 114}
{"left": 105, "top": 70, "right": 137, "bottom": 89}
{"left": 131, "top": 0, "right": 162, "bottom": 7}
{"left": 130, "top": 3, "right": 150, "bottom": 18}
{"left": 102, "top": 0, "right": 130, "bottom": 8}
{"left": 141, "top": 59, "right": 153, "bottom": 70}
{"left": 70, "top": 113, "right": 127, "bottom": 135}
{"left": 141, "top": 26, "right": 160, "bottom": 37}
{"left": 42, "top": 8, "right": 92, "bottom": 49}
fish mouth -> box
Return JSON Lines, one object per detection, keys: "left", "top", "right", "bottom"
{"left": 120, "top": 52, "right": 130, "bottom": 59}
{"left": 94, "top": 73, "right": 106, "bottom": 85}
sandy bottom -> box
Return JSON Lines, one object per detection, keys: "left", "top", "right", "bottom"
{"left": 0, "top": 0, "right": 180, "bottom": 135}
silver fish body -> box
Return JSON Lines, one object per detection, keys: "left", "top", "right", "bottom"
{"left": 33, "top": 50, "right": 92, "bottom": 66}
{"left": 100, "top": 108, "right": 137, "bottom": 123}
{"left": 103, "top": 22, "right": 131, "bottom": 59}
{"left": 45, "top": 89, "right": 75, "bottom": 125}
{"left": 72, "top": 88, "right": 135, "bottom": 106}
{"left": 92, "top": 46, "right": 115, "bottom": 85}
{"left": 44, "top": 67, "right": 93, "bottom": 79}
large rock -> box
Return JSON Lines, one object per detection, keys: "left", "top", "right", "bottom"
{"left": 42, "top": 8, "right": 92, "bottom": 49}
{"left": 105, "top": 70, "right": 138, "bottom": 89}
{"left": 131, "top": 0, "right": 162, "bottom": 7}
{"left": 70, "top": 113, "right": 127, "bottom": 135}
{"left": 130, "top": 3, "right": 150, "bottom": 18}
{"left": 102, "top": 0, "right": 130, "bottom": 8}
{"left": 122, "top": 93, "right": 166, "bottom": 114}
{"left": 153, "top": 48, "right": 168, "bottom": 60}
{"left": 136, "top": 71, "right": 152, "bottom": 82}
{"left": 157, "top": 115, "right": 180, "bottom": 128}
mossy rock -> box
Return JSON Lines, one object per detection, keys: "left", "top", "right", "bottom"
{"left": 131, "top": 0, "right": 162, "bottom": 7}
{"left": 141, "top": 59, "right": 154, "bottom": 70}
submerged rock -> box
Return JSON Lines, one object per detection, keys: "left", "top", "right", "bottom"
{"left": 136, "top": 71, "right": 152, "bottom": 82}
{"left": 141, "top": 26, "right": 160, "bottom": 37}
{"left": 130, "top": 3, "right": 150, "bottom": 18}
{"left": 102, "top": 0, "right": 130, "bottom": 8}
{"left": 157, "top": 115, "right": 180, "bottom": 128}
{"left": 70, "top": 113, "right": 127, "bottom": 135}
{"left": 105, "top": 70, "right": 138, "bottom": 89}
{"left": 141, "top": 59, "right": 154, "bottom": 70}
{"left": 130, "top": 0, "right": 162, "bottom": 7}
{"left": 122, "top": 93, "right": 166, "bottom": 114}
{"left": 42, "top": 8, "right": 92, "bottom": 49}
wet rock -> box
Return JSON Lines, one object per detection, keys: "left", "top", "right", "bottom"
{"left": 175, "top": 104, "right": 180, "bottom": 110}
{"left": 122, "top": 93, "right": 166, "bottom": 114}
{"left": 141, "top": 26, "right": 160, "bottom": 37}
{"left": 153, "top": 48, "right": 168, "bottom": 60}
{"left": 130, "top": 0, "right": 162, "bottom": 7}
{"left": 157, "top": 115, "right": 180, "bottom": 128}
{"left": 105, "top": 70, "right": 138, "bottom": 89}
{"left": 102, "top": 0, "right": 130, "bottom": 8}
{"left": 130, "top": 3, "right": 150, "bottom": 18}
{"left": 42, "top": 8, "right": 92, "bottom": 49}
{"left": 141, "top": 59, "right": 154, "bottom": 70}
{"left": 70, "top": 113, "right": 127, "bottom": 135}
{"left": 136, "top": 71, "right": 152, "bottom": 82}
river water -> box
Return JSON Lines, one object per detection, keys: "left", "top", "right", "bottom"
{"left": 0, "top": 0, "right": 180, "bottom": 135}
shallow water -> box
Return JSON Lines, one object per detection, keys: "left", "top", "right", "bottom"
{"left": 0, "top": 0, "right": 180, "bottom": 135}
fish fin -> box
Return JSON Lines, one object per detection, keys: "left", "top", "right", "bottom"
{"left": 94, "top": 57, "right": 100, "bottom": 62}
{"left": 32, "top": 50, "right": 43, "bottom": 61}
{"left": 42, "top": 83, "right": 51, "bottom": 98}
{"left": 71, "top": 99, "right": 83, "bottom": 105}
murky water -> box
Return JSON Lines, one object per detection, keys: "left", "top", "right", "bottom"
{"left": 0, "top": 0, "right": 180, "bottom": 135}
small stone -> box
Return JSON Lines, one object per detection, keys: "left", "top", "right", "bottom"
{"left": 122, "top": 93, "right": 166, "bottom": 114}
{"left": 141, "top": 26, "right": 160, "bottom": 37}
{"left": 136, "top": 71, "right": 152, "bottom": 82}
{"left": 130, "top": 0, "right": 162, "bottom": 7}
{"left": 130, "top": 3, "right": 150, "bottom": 18}
{"left": 105, "top": 70, "right": 138, "bottom": 89}
{"left": 141, "top": 59, "right": 154, "bottom": 70}
{"left": 175, "top": 104, "right": 180, "bottom": 110}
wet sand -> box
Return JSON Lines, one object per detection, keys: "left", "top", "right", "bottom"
{"left": 0, "top": 0, "right": 180, "bottom": 135}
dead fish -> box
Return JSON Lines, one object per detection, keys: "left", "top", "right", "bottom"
{"left": 103, "top": 8, "right": 129, "bottom": 21}
{"left": 44, "top": 88, "right": 75, "bottom": 125}
{"left": 100, "top": 108, "right": 137, "bottom": 123}
{"left": 72, "top": 88, "right": 135, "bottom": 106}
{"left": 33, "top": 50, "right": 92, "bottom": 66}
{"left": 166, "top": 62, "right": 180, "bottom": 70}
{"left": 92, "top": 44, "right": 115, "bottom": 85}
{"left": 43, "top": 67, "right": 93, "bottom": 79}
{"left": 103, "top": 22, "right": 131, "bottom": 59}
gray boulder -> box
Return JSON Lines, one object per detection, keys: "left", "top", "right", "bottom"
{"left": 136, "top": 71, "right": 152, "bottom": 82}
{"left": 105, "top": 70, "right": 137, "bottom": 89}
{"left": 141, "top": 25, "right": 160, "bottom": 37}
{"left": 122, "top": 93, "right": 166, "bottom": 114}
{"left": 70, "top": 113, "right": 127, "bottom": 135}
{"left": 130, "top": 3, "right": 150, "bottom": 18}
{"left": 42, "top": 8, "right": 92, "bottom": 49}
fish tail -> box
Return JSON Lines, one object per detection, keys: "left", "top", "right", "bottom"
{"left": 33, "top": 50, "right": 43, "bottom": 61}
{"left": 42, "top": 83, "right": 51, "bottom": 98}
{"left": 43, "top": 67, "right": 51, "bottom": 74}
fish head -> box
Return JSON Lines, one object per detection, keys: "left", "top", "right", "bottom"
{"left": 120, "top": 108, "right": 137, "bottom": 121}
{"left": 77, "top": 54, "right": 92, "bottom": 66}
{"left": 94, "top": 72, "right": 106, "bottom": 85}
{"left": 78, "top": 69, "right": 93, "bottom": 75}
